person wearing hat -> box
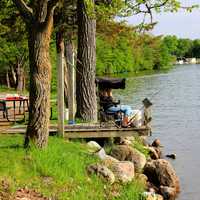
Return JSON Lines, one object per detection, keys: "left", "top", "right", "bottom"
{"left": 99, "top": 88, "right": 134, "bottom": 127}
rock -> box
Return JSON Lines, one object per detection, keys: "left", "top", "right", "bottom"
{"left": 152, "top": 139, "right": 162, "bottom": 148}
{"left": 143, "top": 192, "right": 164, "bottom": 200}
{"left": 137, "top": 173, "right": 148, "bottom": 185}
{"left": 87, "top": 141, "right": 102, "bottom": 153}
{"left": 87, "top": 164, "right": 115, "bottom": 184}
{"left": 119, "top": 138, "right": 132, "bottom": 145}
{"left": 149, "top": 187, "right": 155, "bottom": 193}
{"left": 166, "top": 154, "right": 176, "bottom": 159}
{"left": 156, "top": 194, "right": 164, "bottom": 200}
{"left": 145, "top": 147, "right": 160, "bottom": 160}
{"left": 110, "top": 161, "right": 135, "bottom": 183}
{"left": 154, "top": 147, "right": 162, "bottom": 159}
{"left": 160, "top": 186, "right": 177, "bottom": 200}
{"left": 95, "top": 148, "right": 107, "bottom": 160}
{"left": 114, "top": 137, "right": 134, "bottom": 145}
{"left": 110, "top": 145, "right": 146, "bottom": 172}
{"left": 147, "top": 182, "right": 160, "bottom": 193}
{"left": 143, "top": 159, "right": 180, "bottom": 199}
{"left": 102, "top": 155, "right": 119, "bottom": 167}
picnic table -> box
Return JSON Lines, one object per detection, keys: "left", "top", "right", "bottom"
{"left": 0, "top": 95, "right": 29, "bottom": 122}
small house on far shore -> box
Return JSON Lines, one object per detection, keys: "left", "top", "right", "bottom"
{"left": 186, "top": 58, "right": 197, "bottom": 64}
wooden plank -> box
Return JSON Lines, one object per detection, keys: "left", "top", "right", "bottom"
{"left": 2, "top": 126, "right": 150, "bottom": 138}
{"left": 64, "top": 130, "right": 150, "bottom": 138}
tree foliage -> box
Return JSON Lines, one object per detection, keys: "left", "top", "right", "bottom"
{"left": 96, "top": 21, "right": 174, "bottom": 74}
{"left": 0, "top": 0, "right": 28, "bottom": 89}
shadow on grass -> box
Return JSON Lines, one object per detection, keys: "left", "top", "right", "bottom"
{"left": 0, "top": 144, "right": 23, "bottom": 149}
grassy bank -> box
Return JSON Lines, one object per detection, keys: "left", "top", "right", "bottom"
{"left": 0, "top": 135, "right": 145, "bottom": 200}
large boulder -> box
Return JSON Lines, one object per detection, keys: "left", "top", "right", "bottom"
{"left": 143, "top": 159, "right": 180, "bottom": 200}
{"left": 87, "top": 164, "right": 115, "bottom": 184}
{"left": 95, "top": 148, "right": 107, "bottom": 160}
{"left": 160, "top": 186, "right": 177, "bottom": 200}
{"left": 152, "top": 139, "right": 162, "bottom": 148}
{"left": 110, "top": 145, "right": 146, "bottom": 172}
{"left": 114, "top": 136, "right": 135, "bottom": 145}
{"left": 145, "top": 146, "right": 160, "bottom": 160}
{"left": 137, "top": 173, "right": 148, "bottom": 185}
{"left": 110, "top": 161, "right": 135, "bottom": 183}
{"left": 101, "top": 155, "right": 119, "bottom": 167}
{"left": 154, "top": 147, "right": 162, "bottom": 159}
{"left": 87, "top": 141, "right": 102, "bottom": 153}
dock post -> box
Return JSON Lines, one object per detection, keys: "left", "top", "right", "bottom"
{"left": 56, "top": 31, "right": 65, "bottom": 137}
{"left": 68, "top": 49, "right": 75, "bottom": 125}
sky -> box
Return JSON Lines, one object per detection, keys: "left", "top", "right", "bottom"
{"left": 127, "top": 0, "right": 200, "bottom": 39}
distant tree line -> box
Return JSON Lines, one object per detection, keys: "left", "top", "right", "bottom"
{"left": 162, "top": 35, "right": 200, "bottom": 59}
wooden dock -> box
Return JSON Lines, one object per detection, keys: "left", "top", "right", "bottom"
{"left": 1, "top": 124, "right": 151, "bottom": 138}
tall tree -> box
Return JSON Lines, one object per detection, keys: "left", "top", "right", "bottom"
{"left": 12, "top": 0, "right": 59, "bottom": 148}
{"left": 76, "top": 0, "right": 97, "bottom": 121}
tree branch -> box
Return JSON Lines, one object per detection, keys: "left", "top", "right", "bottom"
{"left": 148, "top": 0, "right": 169, "bottom": 9}
{"left": 12, "top": 0, "right": 33, "bottom": 22}
{"left": 46, "top": 0, "right": 59, "bottom": 22}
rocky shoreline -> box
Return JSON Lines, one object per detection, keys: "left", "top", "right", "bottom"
{"left": 86, "top": 137, "right": 180, "bottom": 200}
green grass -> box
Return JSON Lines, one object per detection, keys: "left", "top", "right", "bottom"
{"left": 0, "top": 135, "right": 145, "bottom": 200}
{"left": 132, "top": 137, "right": 150, "bottom": 159}
{"left": 0, "top": 86, "right": 17, "bottom": 94}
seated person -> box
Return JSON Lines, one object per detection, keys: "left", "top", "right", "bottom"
{"left": 99, "top": 88, "right": 135, "bottom": 127}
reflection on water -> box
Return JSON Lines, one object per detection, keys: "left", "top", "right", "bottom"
{"left": 114, "top": 64, "right": 200, "bottom": 200}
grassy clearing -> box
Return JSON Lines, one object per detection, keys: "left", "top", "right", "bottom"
{"left": 0, "top": 135, "right": 145, "bottom": 200}
{"left": 0, "top": 86, "right": 15, "bottom": 93}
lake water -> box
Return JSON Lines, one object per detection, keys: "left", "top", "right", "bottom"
{"left": 114, "top": 64, "right": 200, "bottom": 200}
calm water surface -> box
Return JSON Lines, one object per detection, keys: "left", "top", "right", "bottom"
{"left": 114, "top": 64, "right": 200, "bottom": 200}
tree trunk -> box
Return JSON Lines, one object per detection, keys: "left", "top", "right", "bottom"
{"left": 64, "top": 37, "right": 74, "bottom": 108}
{"left": 16, "top": 63, "right": 24, "bottom": 92}
{"left": 6, "top": 70, "right": 11, "bottom": 88}
{"left": 65, "top": 34, "right": 76, "bottom": 122}
{"left": 64, "top": 35, "right": 74, "bottom": 107}
{"left": 56, "top": 30, "right": 65, "bottom": 136}
{"left": 11, "top": 66, "right": 17, "bottom": 87}
{"left": 76, "top": 0, "right": 97, "bottom": 122}
{"left": 25, "top": 21, "right": 53, "bottom": 148}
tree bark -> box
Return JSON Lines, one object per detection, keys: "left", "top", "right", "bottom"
{"left": 12, "top": 0, "right": 58, "bottom": 148}
{"left": 76, "top": 0, "right": 97, "bottom": 122}
{"left": 64, "top": 35, "right": 74, "bottom": 108}
{"left": 56, "top": 29, "right": 65, "bottom": 136}
{"left": 16, "top": 63, "right": 25, "bottom": 92}
{"left": 65, "top": 34, "right": 76, "bottom": 122}
{"left": 11, "top": 66, "right": 17, "bottom": 87}
{"left": 6, "top": 70, "right": 11, "bottom": 88}
{"left": 64, "top": 61, "right": 69, "bottom": 107}
{"left": 25, "top": 19, "right": 53, "bottom": 148}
